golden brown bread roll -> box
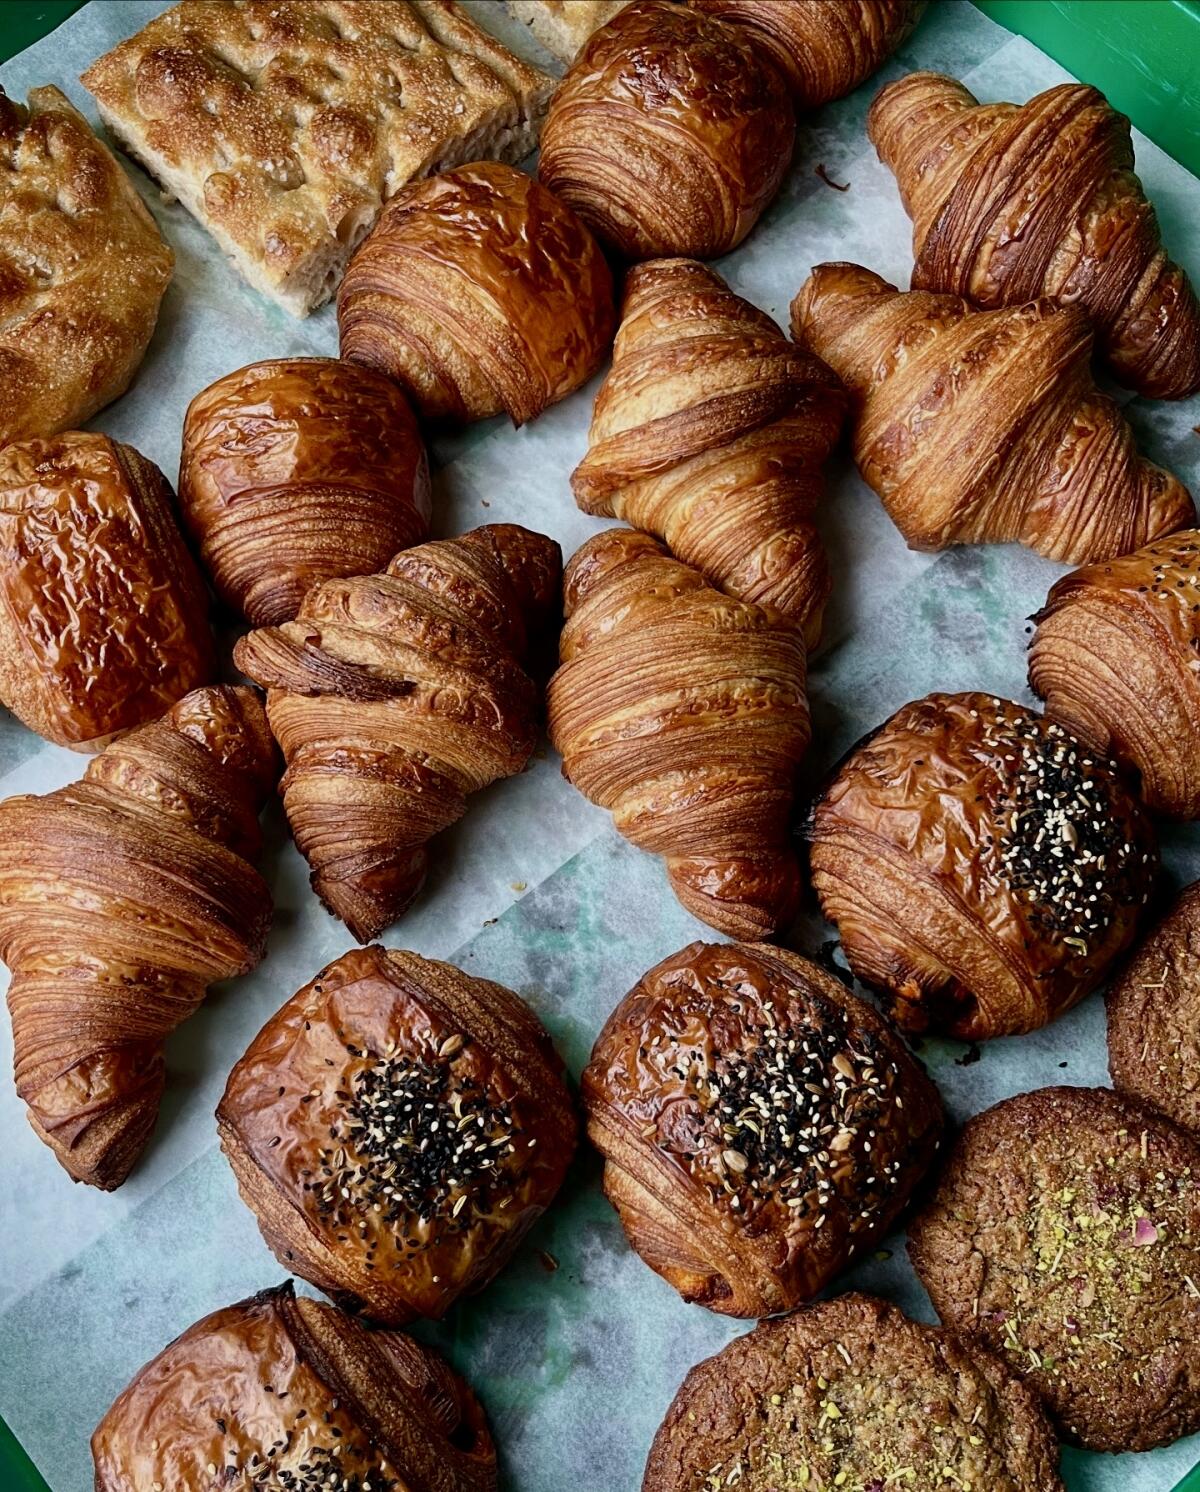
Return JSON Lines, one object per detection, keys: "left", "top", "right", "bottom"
{"left": 219, "top": 945, "right": 576, "bottom": 1324}
{"left": 92, "top": 1282, "right": 496, "bottom": 1492}
{"left": 693, "top": 0, "right": 925, "bottom": 107}
{"left": 538, "top": 0, "right": 795, "bottom": 260}
{"left": 868, "top": 72, "right": 1200, "bottom": 400}
{"left": 1029, "top": 531, "right": 1200, "bottom": 819}
{"left": 547, "top": 529, "right": 810, "bottom": 939}
{"left": 0, "top": 431, "right": 214, "bottom": 750}
{"left": 338, "top": 160, "right": 614, "bottom": 424}
{"left": 583, "top": 941, "right": 942, "bottom": 1317}
{"left": 791, "top": 262, "right": 1193, "bottom": 563}
{"left": 808, "top": 692, "right": 1156, "bottom": 1039}
{"left": 179, "top": 357, "right": 431, "bottom": 626}
{"left": 0, "top": 685, "right": 276, "bottom": 1189}
{"left": 572, "top": 258, "right": 846, "bottom": 648}
{"left": 234, "top": 523, "right": 561, "bottom": 941}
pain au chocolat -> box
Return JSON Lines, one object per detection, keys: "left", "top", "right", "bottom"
{"left": 218, "top": 946, "right": 576, "bottom": 1324}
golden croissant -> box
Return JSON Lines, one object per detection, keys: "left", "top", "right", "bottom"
{"left": 547, "top": 529, "right": 810, "bottom": 939}
{"left": 791, "top": 262, "right": 1193, "bottom": 563}
{"left": 572, "top": 258, "right": 846, "bottom": 648}
{"left": 868, "top": 72, "right": 1200, "bottom": 400}
{"left": 234, "top": 524, "right": 561, "bottom": 942}
{"left": 0, "top": 685, "right": 276, "bottom": 1189}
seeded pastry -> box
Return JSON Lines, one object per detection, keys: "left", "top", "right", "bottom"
{"left": 81, "top": 0, "right": 554, "bottom": 316}
{"left": 218, "top": 946, "right": 577, "bottom": 1324}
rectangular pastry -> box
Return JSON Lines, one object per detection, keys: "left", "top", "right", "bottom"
{"left": 505, "top": 1, "right": 629, "bottom": 62}
{"left": 81, "top": 0, "right": 555, "bottom": 317}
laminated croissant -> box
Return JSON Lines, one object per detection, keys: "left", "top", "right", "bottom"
{"left": 93, "top": 1283, "right": 497, "bottom": 1492}
{"left": 234, "top": 524, "right": 561, "bottom": 942}
{"left": 791, "top": 262, "right": 1193, "bottom": 563}
{"left": 538, "top": 0, "right": 795, "bottom": 260}
{"left": 694, "top": 0, "right": 925, "bottom": 107}
{"left": 1029, "top": 530, "right": 1200, "bottom": 819}
{"left": 547, "top": 529, "right": 810, "bottom": 939}
{"left": 179, "top": 357, "right": 431, "bottom": 625}
{"left": 0, "top": 686, "right": 275, "bottom": 1189}
{"left": 868, "top": 73, "right": 1200, "bottom": 400}
{"left": 572, "top": 259, "right": 846, "bottom": 648}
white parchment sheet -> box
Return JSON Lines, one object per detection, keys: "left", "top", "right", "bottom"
{"left": 0, "top": 3, "right": 1198, "bottom": 1489}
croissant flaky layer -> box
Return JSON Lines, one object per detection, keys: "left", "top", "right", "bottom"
{"left": 92, "top": 1283, "right": 497, "bottom": 1492}
{"left": 180, "top": 357, "right": 431, "bottom": 625}
{"left": 539, "top": 0, "right": 795, "bottom": 260}
{"left": 548, "top": 529, "right": 809, "bottom": 939}
{"left": 235, "top": 524, "right": 561, "bottom": 941}
{"left": 809, "top": 692, "right": 1156, "bottom": 1039}
{"left": 869, "top": 72, "right": 1200, "bottom": 400}
{"left": 583, "top": 941, "right": 942, "bottom": 1317}
{"left": 1030, "top": 530, "right": 1200, "bottom": 820}
{"left": 0, "top": 685, "right": 276, "bottom": 1188}
{"left": 573, "top": 258, "right": 846, "bottom": 648}
{"left": 792, "top": 262, "right": 1194, "bottom": 563}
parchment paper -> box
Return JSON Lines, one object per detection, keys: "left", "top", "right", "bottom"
{"left": 0, "top": 3, "right": 1198, "bottom": 1489}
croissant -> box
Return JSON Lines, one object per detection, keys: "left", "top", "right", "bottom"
{"left": 0, "top": 431, "right": 215, "bottom": 750}
{"left": 791, "top": 262, "right": 1193, "bottom": 563}
{"left": 808, "top": 691, "right": 1156, "bottom": 1039}
{"left": 0, "top": 685, "right": 275, "bottom": 1189}
{"left": 338, "top": 161, "right": 614, "bottom": 424}
{"left": 693, "top": 0, "right": 925, "bottom": 107}
{"left": 572, "top": 259, "right": 846, "bottom": 648}
{"left": 1029, "top": 531, "right": 1200, "bottom": 820}
{"left": 234, "top": 524, "right": 561, "bottom": 942}
{"left": 538, "top": 0, "right": 795, "bottom": 260}
{"left": 547, "top": 528, "right": 810, "bottom": 939}
{"left": 179, "top": 357, "right": 430, "bottom": 626}
{"left": 583, "top": 940, "right": 942, "bottom": 1317}
{"left": 93, "top": 1282, "right": 497, "bottom": 1492}
{"left": 868, "top": 72, "right": 1200, "bottom": 400}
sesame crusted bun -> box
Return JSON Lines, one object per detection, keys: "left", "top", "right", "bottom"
{"left": 582, "top": 942, "right": 943, "bottom": 1317}
{"left": 217, "top": 947, "right": 577, "bottom": 1325}
{"left": 909, "top": 1086, "right": 1200, "bottom": 1452}
{"left": 642, "top": 1292, "right": 1063, "bottom": 1492}
{"left": 809, "top": 691, "right": 1156, "bottom": 1039}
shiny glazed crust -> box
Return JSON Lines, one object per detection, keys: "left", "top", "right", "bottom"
{"left": 505, "top": 1, "right": 630, "bottom": 62}
{"left": 0, "top": 433, "right": 215, "bottom": 749}
{"left": 583, "top": 942, "right": 942, "bottom": 1316}
{"left": 0, "top": 85, "right": 172, "bottom": 445}
{"left": 218, "top": 946, "right": 576, "bottom": 1323}
{"left": 338, "top": 161, "right": 614, "bottom": 424}
{"left": 547, "top": 529, "right": 810, "bottom": 939}
{"left": 791, "top": 262, "right": 1194, "bottom": 562}
{"left": 809, "top": 691, "right": 1156, "bottom": 1039}
{"left": 868, "top": 72, "right": 1200, "bottom": 399}
{"left": 81, "top": 0, "right": 553, "bottom": 317}
{"left": 179, "top": 357, "right": 432, "bottom": 625}
{"left": 92, "top": 1283, "right": 497, "bottom": 1492}
{"left": 538, "top": 0, "right": 795, "bottom": 259}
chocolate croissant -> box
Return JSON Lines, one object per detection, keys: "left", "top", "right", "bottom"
{"left": 869, "top": 73, "right": 1200, "bottom": 400}
{"left": 808, "top": 692, "right": 1155, "bottom": 1039}
{"left": 219, "top": 945, "right": 576, "bottom": 1324}
{"left": 0, "top": 685, "right": 275, "bottom": 1189}
{"left": 338, "top": 161, "right": 614, "bottom": 424}
{"left": 572, "top": 259, "right": 846, "bottom": 648}
{"left": 179, "top": 357, "right": 431, "bottom": 626}
{"left": 234, "top": 524, "right": 561, "bottom": 941}
{"left": 538, "top": 0, "right": 795, "bottom": 260}
{"left": 1030, "top": 531, "right": 1200, "bottom": 819}
{"left": 792, "top": 262, "right": 1193, "bottom": 562}
{"left": 92, "top": 1283, "right": 496, "bottom": 1492}
{"left": 547, "top": 529, "right": 810, "bottom": 939}
{"left": 583, "top": 940, "right": 942, "bottom": 1317}
{"left": 0, "top": 431, "right": 214, "bottom": 749}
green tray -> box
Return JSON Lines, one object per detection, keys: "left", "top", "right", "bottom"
{"left": 0, "top": 2, "right": 1199, "bottom": 1490}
